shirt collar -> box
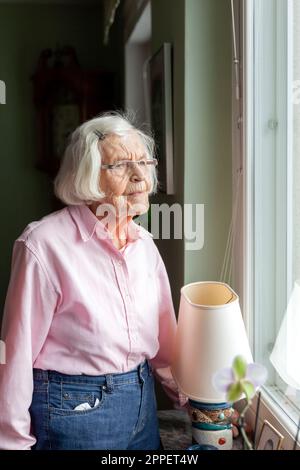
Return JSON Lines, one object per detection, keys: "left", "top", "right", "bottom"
{"left": 68, "top": 204, "right": 152, "bottom": 243}
{"left": 68, "top": 204, "right": 100, "bottom": 242}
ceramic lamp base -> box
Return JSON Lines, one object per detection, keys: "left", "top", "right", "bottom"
{"left": 188, "top": 400, "right": 234, "bottom": 450}
{"left": 192, "top": 427, "right": 232, "bottom": 450}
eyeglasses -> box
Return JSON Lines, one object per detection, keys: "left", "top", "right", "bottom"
{"left": 101, "top": 158, "right": 158, "bottom": 175}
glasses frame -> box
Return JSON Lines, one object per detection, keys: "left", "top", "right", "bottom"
{"left": 101, "top": 158, "right": 158, "bottom": 172}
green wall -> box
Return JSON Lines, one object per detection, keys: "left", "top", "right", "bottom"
{"left": 0, "top": 4, "right": 122, "bottom": 312}
{"left": 0, "top": 0, "right": 231, "bottom": 319}
{"left": 184, "top": 0, "right": 232, "bottom": 283}
{"left": 0, "top": 0, "right": 232, "bottom": 412}
{"left": 151, "top": 0, "right": 232, "bottom": 410}
{"left": 151, "top": 0, "right": 186, "bottom": 312}
{"left": 152, "top": 0, "right": 232, "bottom": 304}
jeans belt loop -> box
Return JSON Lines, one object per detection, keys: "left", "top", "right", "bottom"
{"left": 138, "top": 362, "right": 145, "bottom": 384}
{"left": 105, "top": 374, "right": 114, "bottom": 393}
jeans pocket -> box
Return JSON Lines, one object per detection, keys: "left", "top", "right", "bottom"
{"left": 49, "top": 382, "right": 106, "bottom": 416}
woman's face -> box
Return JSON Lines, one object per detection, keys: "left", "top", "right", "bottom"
{"left": 98, "top": 131, "right": 152, "bottom": 216}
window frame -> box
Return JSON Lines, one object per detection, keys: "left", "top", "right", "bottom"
{"left": 239, "top": 0, "right": 299, "bottom": 448}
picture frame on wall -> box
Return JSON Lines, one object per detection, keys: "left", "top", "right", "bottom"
{"left": 147, "top": 43, "right": 174, "bottom": 194}
{"left": 257, "top": 420, "right": 284, "bottom": 450}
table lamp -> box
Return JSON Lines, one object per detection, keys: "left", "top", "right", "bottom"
{"left": 171, "top": 281, "right": 253, "bottom": 450}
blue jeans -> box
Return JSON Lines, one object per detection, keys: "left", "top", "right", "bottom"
{"left": 29, "top": 360, "right": 160, "bottom": 450}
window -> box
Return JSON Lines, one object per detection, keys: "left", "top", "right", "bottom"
{"left": 239, "top": 0, "right": 299, "bottom": 443}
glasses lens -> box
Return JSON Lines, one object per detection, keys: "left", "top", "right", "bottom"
{"left": 109, "top": 159, "right": 157, "bottom": 175}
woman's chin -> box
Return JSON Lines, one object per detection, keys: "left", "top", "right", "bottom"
{"left": 127, "top": 194, "right": 149, "bottom": 215}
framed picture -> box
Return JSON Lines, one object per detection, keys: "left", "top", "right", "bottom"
{"left": 257, "top": 420, "right": 284, "bottom": 450}
{"left": 147, "top": 43, "right": 174, "bottom": 194}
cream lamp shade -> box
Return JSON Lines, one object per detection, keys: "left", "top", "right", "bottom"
{"left": 171, "top": 281, "right": 253, "bottom": 403}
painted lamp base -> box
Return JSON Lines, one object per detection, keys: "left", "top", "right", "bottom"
{"left": 192, "top": 427, "right": 232, "bottom": 450}
{"left": 188, "top": 400, "right": 234, "bottom": 450}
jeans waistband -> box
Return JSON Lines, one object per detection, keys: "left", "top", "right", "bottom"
{"left": 32, "top": 359, "right": 152, "bottom": 389}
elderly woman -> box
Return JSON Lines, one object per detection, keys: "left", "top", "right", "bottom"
{"left": 0, "top": 112, "right": 183, "bottom": 450}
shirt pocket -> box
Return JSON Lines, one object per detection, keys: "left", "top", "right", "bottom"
{"left": 49, "top": 381, "right": 106, "bottom": 416}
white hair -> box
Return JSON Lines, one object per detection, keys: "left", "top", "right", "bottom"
{"left": 54, "top": 110, "right": 158, "bottom": 205}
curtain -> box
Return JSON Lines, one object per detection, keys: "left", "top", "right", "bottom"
{"left": 103, "top": 0, "right": 121, "bottom": 45}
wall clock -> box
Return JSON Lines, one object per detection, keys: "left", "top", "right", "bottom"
{"left": 32, "top": 46, "right": 114, "bottom": 177}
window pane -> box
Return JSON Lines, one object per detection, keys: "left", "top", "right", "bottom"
{"left": 288, "top": 0, "right": 300, "bottom": 412}
{"left": 293, "top": 0, "right": 300, "bottom": 284}
{"left": 270, "top": 0, "right": 300, "bottom": 418}
{"left": 250, "top": 0, "right": 300, "bottom": 424}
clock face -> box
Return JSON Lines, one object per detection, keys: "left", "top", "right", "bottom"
{"left": 52, "top": 103, "right": 80, "bottom": 158}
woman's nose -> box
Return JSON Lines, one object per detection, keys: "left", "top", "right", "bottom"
{"left": 129, "top": 163, "right": 144, "bottom": 182}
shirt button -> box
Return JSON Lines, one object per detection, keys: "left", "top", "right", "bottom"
{"left": 117, "top": 260, "right": 123, "bottom": 266}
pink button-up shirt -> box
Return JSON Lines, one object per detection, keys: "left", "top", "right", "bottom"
{"left": 0, "top": 204, "right": 179, "bottom": 450}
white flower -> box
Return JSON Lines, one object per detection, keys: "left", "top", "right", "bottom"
{"left": 212, "top": 356, "right": 267, "bottom": 402}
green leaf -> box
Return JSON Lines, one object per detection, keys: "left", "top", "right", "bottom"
{"left": 233, "top": 355, "right": 247, "bottom": 380}
{"left": 227, "top": 381, "right": 243, "bottom": 402}
{"left": 241, "top": 380, "right": 255, "bottom": 401}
